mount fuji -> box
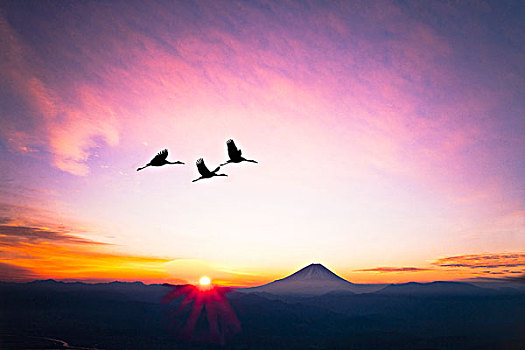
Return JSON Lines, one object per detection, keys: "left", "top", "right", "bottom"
{"left": 242, "top": 263, "right": 357, "bottom": 296}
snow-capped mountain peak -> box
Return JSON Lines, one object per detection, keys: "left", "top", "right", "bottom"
{"left": 242, "top": 263, "right": 355, "bottom": 296}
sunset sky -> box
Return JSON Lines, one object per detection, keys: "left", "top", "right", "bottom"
{"left": 1, "top": 0, "right": 524, "bottom": 286}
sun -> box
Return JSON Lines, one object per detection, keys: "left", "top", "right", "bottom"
{"left": 199, "top": 276, "right": 211, "bottom": 286}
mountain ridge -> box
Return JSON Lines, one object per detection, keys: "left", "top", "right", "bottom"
{"left": 376, "top": 280, "right": 498, "bottom": 296}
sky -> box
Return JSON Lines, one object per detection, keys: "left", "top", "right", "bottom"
{"left": 0, "top": 0, "right": 524, "bottom": 286}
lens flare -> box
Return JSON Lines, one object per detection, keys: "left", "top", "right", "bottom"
{"left": 162, "top": 284, "right": 241, "bottom": 344}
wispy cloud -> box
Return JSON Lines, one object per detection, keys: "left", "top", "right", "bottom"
{"left": 0, "top": 220, "right": 174, "bottom": 282}
{"left": 433, "top": 253, "right": 525, "bottom": 269}
{"left": 0, "top": 14, "right": 119, "bottom": 176}
{"left": 0, "top": 219, "right": 262, "bottom": 285}
{"left": 352, "top": 253, "right": 525, "bottom": 281}
{"left": 2, "top": 0, "right": 523, "bottom": 188}
{"left": 0, "top": 223, "right": 107, "bottom": 246}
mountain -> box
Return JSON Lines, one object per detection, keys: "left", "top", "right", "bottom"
{"left": 2, "top": 277, "right": 524, "bottom": 349}
{"left": 376, "top": 281, "right": 496, "bottom": 296}
{"left": 8, "top": 279, "right": 173, "bottom": 303}
{"left": 241, "top": 263, "right": 356, "bottom": 296}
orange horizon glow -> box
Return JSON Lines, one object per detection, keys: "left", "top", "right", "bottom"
{"left": 2, "top": 240, "right": 523, "bottom": 286}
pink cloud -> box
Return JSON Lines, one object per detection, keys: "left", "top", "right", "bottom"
{"left": 0, "top": 15, "right": 119, "bottom": 176}
{"left": 48, "top": 87, "right": 119, "bottom": 176}
{"left": 1, "top": 0, "right": 522, "bottom": 206}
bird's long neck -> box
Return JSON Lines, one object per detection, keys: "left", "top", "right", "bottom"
{"left": 167, "top": 161, "right": 184, "bottom": 164}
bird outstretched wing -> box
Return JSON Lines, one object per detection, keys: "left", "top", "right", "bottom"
{"left": 196, "top": 158, "right": 212, "bottom": 176}
{"left": 227, "top": 139, "right": 242, "bottom": 159}
{"left": 152, "top": 149, "right": 168, "bottom": 163}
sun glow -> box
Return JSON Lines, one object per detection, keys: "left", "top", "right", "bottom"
{"left": 199, "top": 276, "right": 211, "bottom": 286}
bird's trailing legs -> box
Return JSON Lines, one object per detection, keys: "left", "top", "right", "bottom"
{"left": 220, "top": 158, "right": 258, "bottom": 166}
{"left": 193, "top": 158, "right": 228, "bottom": 182}
{"left": 192, "top": 173, "right": 228, "bottom": 182}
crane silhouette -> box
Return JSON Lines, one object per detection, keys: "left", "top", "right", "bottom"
{"left": 192, "top": 158, "right": 227, "bottom": 182}
{"left": 220, "top": 139, "right": 258, "bottom": 166}
{"left": 137, "top": 149, "right": 184, "bottom": 171}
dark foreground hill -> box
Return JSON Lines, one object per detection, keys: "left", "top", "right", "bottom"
{"left": 1, "top": 280, "right": 524, "bottom": 349}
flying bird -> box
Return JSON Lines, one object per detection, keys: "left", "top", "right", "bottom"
{"left": 192, "top": 158, "right": 227, "bottom": 182}
{"left": 220, "top": 139, "right": 258, "bottom": 166}
{"left": 137, "top": 149, "right": 184, "bottom": 171}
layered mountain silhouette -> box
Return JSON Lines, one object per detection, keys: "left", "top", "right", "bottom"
{"left": 240, "top": 263, "right": 518, "bottom": 297}
{"left": 242, "top": 263, "right": 357, "bottom": 296}
{"left": 376, "top": 281, "right": 497, "bottom": 296}
{"left": 3, "top": 276, "right": 524, "bottom": 349}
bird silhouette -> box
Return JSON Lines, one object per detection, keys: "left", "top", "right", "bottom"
{"left": 192, "top": 158, "right": 227, "bottom": 182}
{"left": 220, "top": 139, "right": 258, "bottom": 166}
{"left": 137, "top": 149, "right": 184, "bottom": 171}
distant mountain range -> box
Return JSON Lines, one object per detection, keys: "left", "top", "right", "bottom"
{"left": 2, "top": 265, "right": 524, "bottom": 349}
{"left": 377, "top": 281, "right": 497, "bottom": 296}
{"left": 4, "top": 264, "right": 522, "bottom": 298}
{"left": 240, "top": 263, "right": 523, "bottom": 296}
{"left": 7, "top": 279, "right": 174, "bottom": 303}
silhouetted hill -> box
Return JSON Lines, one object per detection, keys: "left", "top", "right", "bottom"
{"left": 1, "top": 280, "right": 524, "bottom": 349}
{"left": 2, "top": 279, "right": 172, "bottom": 303}
{"left": 377, "top": 281, "right": 496, "bottom": 296}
